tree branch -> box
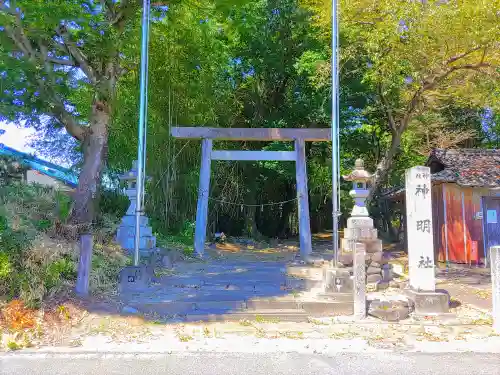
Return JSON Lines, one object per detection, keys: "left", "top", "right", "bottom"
{"left": 378, "top": 85, "right": 397, "bottom": 132}
{"left": 47, "top": 57, "right": 76, "bottom": 67}
{"left": 399, "top": 59, "right": 492, "bottom": 128}
{"left": 445, "top": 46, "right": 483, "bottom": 65}
{"left": 56, "top": 25, "right": 98, "bottom": 84}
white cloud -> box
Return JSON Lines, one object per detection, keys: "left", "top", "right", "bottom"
{"left": 0, "top": 121, "right": 36, "bottom": 153}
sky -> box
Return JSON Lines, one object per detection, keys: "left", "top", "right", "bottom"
{"left": 0, "top": 121, "right": 36, "bottom": 153}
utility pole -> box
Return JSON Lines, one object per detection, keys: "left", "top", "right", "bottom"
{"left": 331, "top": 0, "right": 341, "bottom": 266}
{"left": 134, "top": 0, "right": 151, "bottom": 266}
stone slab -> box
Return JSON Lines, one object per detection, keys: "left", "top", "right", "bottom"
{"left": 346, "top": 217, "right": 374, "bottom": 228}
{"left": 404, "top": 288, "right": 449, "bottom": 315}
{"left": 365, "top": 240, "right": 383, "bottom": 253}
{"left": 343, "top": 228, "right": 378, "bottom": 241}
{"left": 120, "top": 236, "right": 157, "bottom": 251}
{"left": 323, "top": 267, "right": 353, "bottom": 293}
{"left": 120, "top": 215, "right": 150, "bottom": 227}
{"left": 300, "top": 300, "right": 353, "bottom": 316}
{"left": 119, "top": 266, "right": 153, "bottom": 292}
{"left": 184, "top": 310, "right": 311, "bottom": 323}
{"left": 116, "top": 225, "right": 153, "bottom": 238}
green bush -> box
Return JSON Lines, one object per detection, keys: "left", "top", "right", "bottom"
{"left": 0, "top": 182, "right": 129, "bottom": 307}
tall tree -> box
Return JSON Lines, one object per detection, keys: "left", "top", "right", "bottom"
{"left": 302, "top": 0, "right": 500, "bottom": 196}
{"left": 0, "top": 0, "right": 141, "bottom": 227}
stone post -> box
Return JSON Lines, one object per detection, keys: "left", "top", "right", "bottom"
{"left": 490, "top": 246, "right": 500, "bottom": 333}
{"left": 404, "top": 166, "right": 449, "bottom": 314}
{"left": 353, "top": 242, "right": 366, "bottom": 319}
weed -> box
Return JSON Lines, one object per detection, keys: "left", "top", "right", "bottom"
{"left": 69, "top": 338, "right": 83, "bottom": 347}
{"left": 255, "top": 328, "right": 266, "bottom": 338}
{"left": 308, "top": 318, "right": 328, "bottom": 326}
{"left": 281, "top": 331, "right": 304, "bottom": 339}
{"left": 57, "top": 305, "right": 71, "bottom": 321}
{"left": 178, "top": 334, "right": 193, "bottom": 342}
{"left": 471, "top": 317, "right": 493, "bottom": 325}
{"left": 239, "top": 319, "right": 253, "bottom": 327}
{"left": 6, "top": 341, "right": 21, "bottom": 351}
{"left": 255, "top": 315, "right": 280, "bottom": 324}
{"left": 203, "top": 327, "right": 211, "bottom": 338}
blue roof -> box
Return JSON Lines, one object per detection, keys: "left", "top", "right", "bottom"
{"left": 0, "top": 143, "right": 78, "bottom": 187}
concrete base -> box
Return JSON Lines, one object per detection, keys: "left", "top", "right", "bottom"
{"left": 323, "top": 267, "right": 353, "bottom": 294}
{"left": 119, "top": 265, "right": 153, "bottom": 293}
{"left": 404, "top": 288, "right": 450, "bottom": 315}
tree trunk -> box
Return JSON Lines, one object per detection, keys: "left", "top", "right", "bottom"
{"left": 368, "top": 129, "right": 403, "bottom": 203}
{"left": 69, "top": 100, "right": 110, "bottom": 229}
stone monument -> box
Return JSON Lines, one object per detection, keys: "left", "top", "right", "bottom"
{"left": 404, "top": 166, "right": 449, "bottom": 314}
{"left": 116, "top": 161, "right": 156, "bottom": 258}
{"left": 337, "top": 159, "right": 392, "bottom": 291}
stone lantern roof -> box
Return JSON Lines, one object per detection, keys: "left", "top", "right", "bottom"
{"left": 342, "top": 159, "right": 373, "bottom": 182}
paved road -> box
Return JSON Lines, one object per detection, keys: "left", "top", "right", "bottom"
{"left": 1, "top": 352, "right": 499, "bottom": 375}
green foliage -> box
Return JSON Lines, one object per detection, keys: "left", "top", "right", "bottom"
{"left": 2, "top": 0, "right": 499, "bottom": 239}
{"left": 0, "top": 181, "right": 128, "bottom": 306}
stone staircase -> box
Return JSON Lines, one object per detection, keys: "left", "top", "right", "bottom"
{"left": 119, "top": 259, "right": 353, "bottom": 322}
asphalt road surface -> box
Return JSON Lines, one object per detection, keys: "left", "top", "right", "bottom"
{"left": 1, "top": 352, "right": 499, "bottom": 375}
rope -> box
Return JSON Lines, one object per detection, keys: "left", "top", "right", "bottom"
{"left": 206, "top": 195, "right": 299, "bottom": 207}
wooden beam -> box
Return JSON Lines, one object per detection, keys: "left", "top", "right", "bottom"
{"left": 211, "top": 150, "right": 296, "bottom": 161}
{"left": 171, "top": 127, "right": 331, "bottom": 141}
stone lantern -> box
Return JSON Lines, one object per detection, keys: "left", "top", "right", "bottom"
{"left": 116, "top": 160, "right": 156, "bottom": 258}
{"left": 342, "top": 158, "right": 372, "bottom": 218}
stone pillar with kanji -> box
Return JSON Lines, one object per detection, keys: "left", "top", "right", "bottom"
{"left": 404, "top": 166, "right": 449, "bottom": 315}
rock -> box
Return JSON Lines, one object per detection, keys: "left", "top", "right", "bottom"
{"left": 338, "top": 254, "right": 353, "bottom": 267}
{"left": 371, "top": 262, "right": 381, "bottom": 268}
{"left": 382, "top": 264, "right": 393, "bottom": 281}
{"left": 122, "top": 306, "right": 140, "bottom": 315}
{"left": 162, "top": 255, "right": 173, "bottom": 268}
{"left": 367, "top": 266, "right": 382, "bottom": 275}
{"left": 371, "top": 251, "right": 389, "bottom": 264}
{"left": 367, "top": 299, "right": 410, "bottom": 321}
{"left": 376, "top": 281, "right": 390, "bottom": 290}
{"left": 367, "top": 274, "right": 382, "bottom": 283}
{"left": 389, "top": 280, "right": 402, "bottom": 289}
{"left": 370, "top": 306, "right": 410, "bottom": 321}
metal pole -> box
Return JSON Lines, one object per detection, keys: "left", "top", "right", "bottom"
{"left": 134, "top": 0, "right": 151, "bottom": 266}
{"left": 331, "top": 0, "right": 340, "bottom": 266}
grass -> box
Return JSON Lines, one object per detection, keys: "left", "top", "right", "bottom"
{"left": 279, "top": 331, "right": 304, "bottom": 339}
{"left": 255, "top": 315, "right": 280, "bottom": 324}
{"left": 177, "top": 334, "right": 194, "bottom": 342}
{"left": 6, "top": 341, "right": 21, "bottom": 351}
{"left": 307, "top": 318, "right": 329, "bottom": 326}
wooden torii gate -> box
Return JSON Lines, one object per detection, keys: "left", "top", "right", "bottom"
{"left": 171, "top": 127, "right": 331, "bottom": 258}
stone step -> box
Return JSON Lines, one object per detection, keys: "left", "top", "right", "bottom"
{"left": 300, "top": 300, "right": 353, "bottom": 316}
{"left": 286, "top": 265, "right": 325, "bottom": 279}
{"left": 183, "top": 309, "right": 311, "bottom": 323}
{"left": 126, "top": 294, "right": 353, "bottom": 318}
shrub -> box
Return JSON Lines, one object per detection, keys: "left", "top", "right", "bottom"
{"left": 0, "top": 182, "right": 129, "bottom": 307}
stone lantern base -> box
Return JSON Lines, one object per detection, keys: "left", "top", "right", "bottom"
{"left": 337, "top": 217, "right": 392, "bottom": 291}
